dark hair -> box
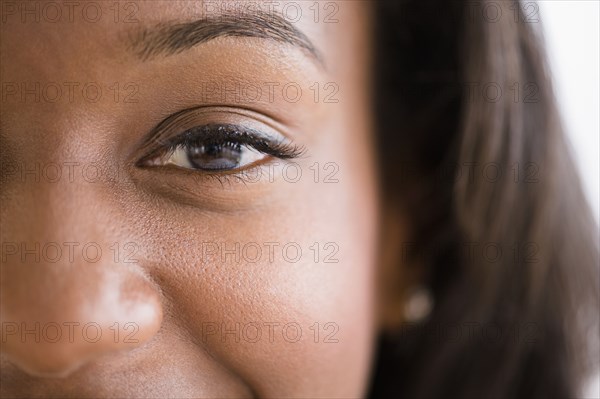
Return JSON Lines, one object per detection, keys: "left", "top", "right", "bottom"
{"left": 369, "top": 1, "right": 599, "bottom": 398}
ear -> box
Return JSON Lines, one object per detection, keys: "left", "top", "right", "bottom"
{"left": 376, "top": 201, "right": 424, "bottom": 332}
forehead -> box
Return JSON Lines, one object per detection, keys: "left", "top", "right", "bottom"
{"left": 0, "top": 0, "right": 330, "bottom": 22}
{"left": 0, "top": 0, "right": 371, "bottom": 132}
{"left": 0, "top": 1, "right": 364, "bottom": 65}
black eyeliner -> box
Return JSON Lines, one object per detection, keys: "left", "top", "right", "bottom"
{"left": 154, "top": 123, "right": 305, "bottom": 161}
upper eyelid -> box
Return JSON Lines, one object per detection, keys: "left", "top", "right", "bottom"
{"left": 165, "top": 124, "right": 271, "bottom": 146}
{"left": 137, "top": 106, "right": 296, "bottom": 153}
{"left": 137, "top": 123, "right": 306, "bottom": 168}
{"left": 149, "top": 123, "right": 295, "bottom": 154}
{"left": 166, "top": 124, "right": 306, "bottom": 159}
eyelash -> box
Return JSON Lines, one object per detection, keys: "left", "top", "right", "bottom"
{"left": 138, "top": 123, "right": 306, "bottom": 177}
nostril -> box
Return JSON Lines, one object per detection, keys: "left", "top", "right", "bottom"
{"left": 2, "top": 335, "right": 132, "bottom": 378}
{"left": 0, "top": 267, "right": 164, "bottom": 378}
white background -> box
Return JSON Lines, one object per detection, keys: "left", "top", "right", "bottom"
{"left": 539, "top": 1, "right": 599, "bottom": 222}
{"left": 538, "top": 1, "right": 599, "bottom": 397}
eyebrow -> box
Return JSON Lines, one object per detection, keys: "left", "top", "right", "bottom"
{"left": 127, "top": 12, "right": 323, "bottom": 66}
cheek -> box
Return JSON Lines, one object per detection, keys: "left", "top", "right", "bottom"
{"left": 131, "top": 125, "right": 378, "bottom": 397}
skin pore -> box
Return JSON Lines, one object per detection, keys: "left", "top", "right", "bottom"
{"left": 0, "top": 1, "right": 380, "bottom": 398}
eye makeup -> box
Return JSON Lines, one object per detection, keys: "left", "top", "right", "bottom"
{"left": 138, "top": 123, "right": 305, "bottom": 172}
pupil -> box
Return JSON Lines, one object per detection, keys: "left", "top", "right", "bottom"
{"left": 204, "top": 143, "right": 221, "bottom": 157}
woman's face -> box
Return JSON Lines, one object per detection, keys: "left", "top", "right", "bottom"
{"left": 0, "top": 1, "right": 379, "bottom": 397}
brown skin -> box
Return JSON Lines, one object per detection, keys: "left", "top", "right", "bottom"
{"left": 0, "top": 1, "right": 381, "bottom": 397}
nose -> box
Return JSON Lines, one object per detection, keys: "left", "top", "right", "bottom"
{"left": 0, "top": 180, "right": 163, "bottom": 377}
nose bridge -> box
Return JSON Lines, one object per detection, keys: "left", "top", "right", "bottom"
{"left": 2, "top": 175, "right": 120, "bottom": 275}
{"left": 1, "top": 178, "right": 163, "bottom": 378}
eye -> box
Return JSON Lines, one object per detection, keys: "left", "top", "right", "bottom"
{"left": 147, "top": 139, "right": 265, "bottom": 171}
{"left": 138, "top": 124, "right": 305, "bottom": 172}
